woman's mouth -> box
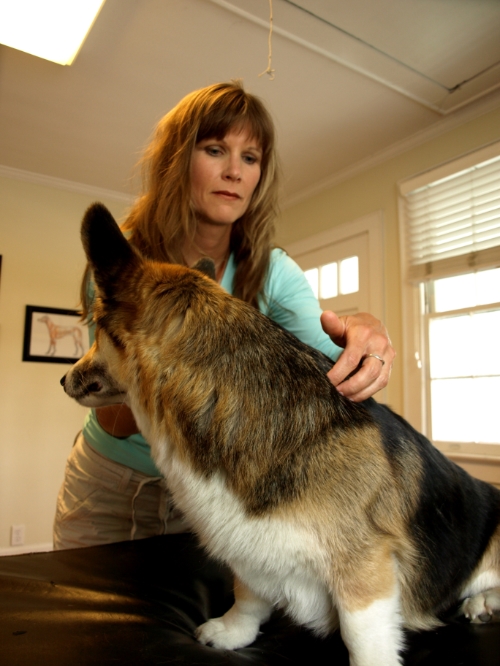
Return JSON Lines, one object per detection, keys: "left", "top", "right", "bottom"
{"left": 214, "top": 191, "right": 241, "bottom": 200}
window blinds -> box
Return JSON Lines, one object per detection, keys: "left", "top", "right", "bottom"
{"left": 402, "top": 153, "right": 500, "bottom": 282}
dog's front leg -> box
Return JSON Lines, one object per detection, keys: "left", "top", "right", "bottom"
{"left": 195, "top": 575, "right": 272, "bottom": 650}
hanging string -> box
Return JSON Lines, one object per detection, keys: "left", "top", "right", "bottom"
{"left": 259, "top": 0, "right": 275, "bottom": 80}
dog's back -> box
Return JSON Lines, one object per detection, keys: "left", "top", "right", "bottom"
{"left": 362, "top": 398, "right": 500, "bottom": 618}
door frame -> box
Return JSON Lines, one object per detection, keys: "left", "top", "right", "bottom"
{"left": 285, "top": 211, "right": 386, "bottom": 403}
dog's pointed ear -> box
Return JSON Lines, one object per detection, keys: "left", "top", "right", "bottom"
{"left": 193, "top": 257, "right": 216, "bottom": 282}
{"left": 81, "top": 203, "right": 141, "bottom": 296}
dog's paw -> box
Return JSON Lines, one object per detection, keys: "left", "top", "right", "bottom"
{"left": 462, "top": 589, "right": 500, "bottom": 623}
{"left": 195, "top": 616, "right": 260, "bottom": 650}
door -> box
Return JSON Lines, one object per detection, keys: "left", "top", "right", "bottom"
{"left": 285, "top": 211, "right": 383, "bottom": 321}
{"left": 293, "top": 232, "right": 370, "bottom": 316}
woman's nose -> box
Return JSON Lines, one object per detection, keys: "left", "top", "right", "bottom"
{"left": 223, "top": 156, "right": 241, "bottom": 181}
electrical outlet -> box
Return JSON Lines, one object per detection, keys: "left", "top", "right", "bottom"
{"left": 11, "top": 524, "right": 25, "bottom": 547}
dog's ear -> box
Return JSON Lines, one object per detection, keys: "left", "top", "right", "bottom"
{"left": 193, "top": 257, "right": 216, "bottom": 282}
{"left": 81, "top": 203, "right": 141, "bottom": 297}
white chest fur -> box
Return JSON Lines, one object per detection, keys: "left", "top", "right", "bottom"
{"left": 153, "top": 440, "right": 336, "bottom": 636}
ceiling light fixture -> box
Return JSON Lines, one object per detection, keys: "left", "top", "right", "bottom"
{"left": 0, "top": 0, "right": 106, "bottom": 66}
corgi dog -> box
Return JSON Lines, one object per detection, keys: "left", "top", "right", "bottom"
{"left": 62, "top": 203, "right": 500, "bottom": 666}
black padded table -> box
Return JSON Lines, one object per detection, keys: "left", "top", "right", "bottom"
{"left": 1, "top": 533, "right": 499, "bottom": 665}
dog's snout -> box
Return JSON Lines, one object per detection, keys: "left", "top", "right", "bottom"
{"left": 60, "top": 375, "right": 66, "bottom": 387}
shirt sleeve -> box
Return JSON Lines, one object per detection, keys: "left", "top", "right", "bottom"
{"left": 259, "top": 248, "right": 343, "bottom": 362}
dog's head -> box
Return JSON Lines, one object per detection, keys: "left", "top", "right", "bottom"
{"left": 61, "top": 203, "right": 216, "bottom": 409}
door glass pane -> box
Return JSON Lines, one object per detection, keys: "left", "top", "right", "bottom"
{"left": 340, "top": 256, "right": 359, "bottom": 294}
{"left": 320, "top": 262, "right": 338, "bottom": 299}
{"left": 304, "top": 268, "right": 319, "bottom": 299}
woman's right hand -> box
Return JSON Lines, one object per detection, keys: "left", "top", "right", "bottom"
{"left": 321, "top": 310, "right": 395, "bottom": 402}
{"left": 96, "top": 404, "right": 140, "bottom": 438}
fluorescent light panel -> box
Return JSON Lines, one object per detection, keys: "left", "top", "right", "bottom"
{"left": 0, "top": 0, "right": 106, "bottom": 65}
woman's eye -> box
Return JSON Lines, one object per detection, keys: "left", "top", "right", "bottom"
{"left": 206, "top": 146, "right": 222, "bottom": 156}
{"left": 243, "top": 154, "right": 259, "bottom": 165}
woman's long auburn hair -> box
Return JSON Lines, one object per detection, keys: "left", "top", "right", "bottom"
{"left": 80, "top": 81, "right": 280, "bottom": 316}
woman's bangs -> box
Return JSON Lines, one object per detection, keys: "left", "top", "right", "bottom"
{"left": 196, "top": 98, "right": 271, "bottom": 154}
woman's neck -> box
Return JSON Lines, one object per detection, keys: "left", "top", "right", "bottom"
{"left": 183, "top": 220, "right": 232, "bottom": 282}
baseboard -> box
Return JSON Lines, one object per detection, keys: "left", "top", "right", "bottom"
{"left": 0, "top": 542, "right": 53, "bottom": 557}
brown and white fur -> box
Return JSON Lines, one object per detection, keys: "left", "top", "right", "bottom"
{"left": 62, "top": 203, "right": 500, "bottom": 666}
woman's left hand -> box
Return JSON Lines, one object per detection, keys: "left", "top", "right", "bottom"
{"left": 321, "top": 310, "right": 395, "bottom": 402}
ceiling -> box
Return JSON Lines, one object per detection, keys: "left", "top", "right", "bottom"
{"left": 1, "top": 0, "right": 500, "bottom": 207}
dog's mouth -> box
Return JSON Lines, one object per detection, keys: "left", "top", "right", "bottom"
{"left": 61, "top": 364, "right": 128, "bottom": 407}
{"left": 60, "top": 374, "right": 103, "bottom": 396}
{"left": 85, "top": 381, "right": 103, "bottom": 395}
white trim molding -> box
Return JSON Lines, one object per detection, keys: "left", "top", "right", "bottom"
{"left": 0, "top": 542, "right": 53, "bottom": 557}
{"left": 0, "top": 164, "right": 135, "bottom": 204}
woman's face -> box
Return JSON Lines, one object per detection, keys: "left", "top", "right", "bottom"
{"left": 190, "top": 126, "right": 262, "bottom": 226}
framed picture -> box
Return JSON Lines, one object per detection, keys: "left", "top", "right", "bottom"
{"left": 22, "top": 305, "right": 89, "bottom": 364}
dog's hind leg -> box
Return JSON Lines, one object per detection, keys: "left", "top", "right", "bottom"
{"left": 339, "top": 591, "right": 404, "bottom": 666}
{"left": 195, "top": 575, "right": 272, "bottom": 650}
{"left": 462, "top": 587, "right": 500, "bottom": 623}
{"left": 335, "top": 550, "right": 404, "bottom": 666}
{"left": 461, "top": 526, "right": 500, "bottom": 623}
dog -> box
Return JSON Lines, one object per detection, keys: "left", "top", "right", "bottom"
{"left": 38, "top": 315, "right": 84, "bottom": 357}
{"left": 62, "top": 203, "right": 500, "bottom": 666}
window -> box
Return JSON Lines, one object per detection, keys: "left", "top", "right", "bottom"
{"left": 425, "top": 269, "right": 500, "bottom": 445}
{"left": 304, "top": 257, "right": 359, "bottom": 300}
{"left": 399, "top": 141, "right": 500, "bottom": 475}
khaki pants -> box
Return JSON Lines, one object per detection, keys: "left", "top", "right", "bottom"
{"left": 53, "top": 433, "right": 189, "bottom": 550}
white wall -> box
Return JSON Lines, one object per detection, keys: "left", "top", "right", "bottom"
{"left": 0, "top": 175, "right": 128, "bottom": 551}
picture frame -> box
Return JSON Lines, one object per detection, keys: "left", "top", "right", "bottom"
{"left": 22, "top": 305, "right": 89, "bottom": 364}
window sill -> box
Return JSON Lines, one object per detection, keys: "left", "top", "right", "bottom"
{"left": 444, "top": 451, "right": 500, "bottom": 485}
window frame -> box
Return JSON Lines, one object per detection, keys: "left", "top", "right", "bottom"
{"left": 398, "top": 141, "right": 500, "bottom": 484}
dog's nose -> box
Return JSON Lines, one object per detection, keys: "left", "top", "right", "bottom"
{"left": 60, "top": 375, "right": 66, "bottom": 387}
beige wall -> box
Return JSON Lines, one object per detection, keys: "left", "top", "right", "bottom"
{"left": 0, "top": 176, "right": 128, "bottom": 551}
{"left": 276, "top": 105, "right": 500, "bottom": 416}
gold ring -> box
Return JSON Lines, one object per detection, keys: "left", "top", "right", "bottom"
{"left": 365, "top": 353, "right": 385, "bottom": 366}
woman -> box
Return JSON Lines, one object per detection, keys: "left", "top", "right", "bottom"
{"left": 53, "top": 81, "right": 395, "bottom": 550}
